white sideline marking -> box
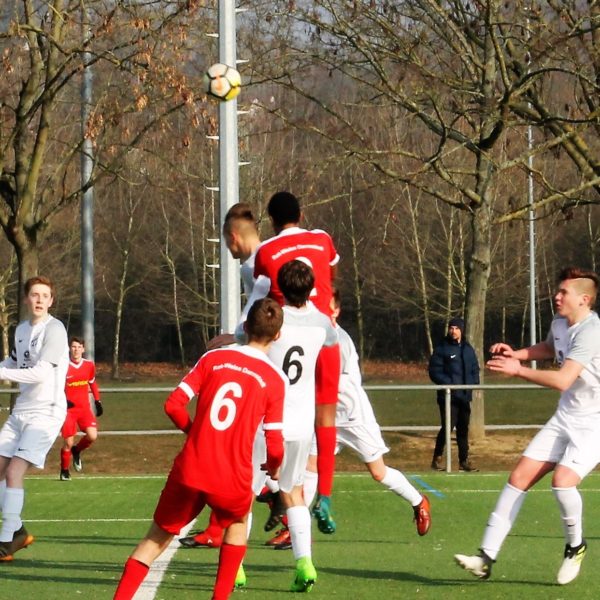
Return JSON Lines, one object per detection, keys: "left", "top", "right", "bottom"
{"left": 134, "top": 520, "right": 196, "bottom": 600}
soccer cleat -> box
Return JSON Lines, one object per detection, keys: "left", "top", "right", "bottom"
{"left": 0, "top": 526, "right": 35, "bottom": 562}
{"left": 265, "top": 527, "right": 290, "bottom": 547}
{"left": 71, "top": 447, "right": 83, "bottom": 472}
{"left": 179, "top": 530, "right": 222, "bottom": 548}
{"left": 311, "top": 495, "right": 336, "bottom": 534}
{"left": 60, "top": 469, "right": 71, "bottom": 481}
{"left": 557, "top": 539, "right": 587, "bottom": 585}
{"left": 272, "top": 528, "right": 292, "bottom": 550}
{"left": 459, "top": 460, "right": 479, "bottom": 472}
{"left": 234, "top": 564, "right": 247, "bottom": 589}
{"left": 413, "top": 494, "right": 431, "bottom": 536}
{"left": 263, "top": 492, "right": 285, "bottom": 532}
{"left": 290, "top": 556, "right": 317, "bottom": 593}
{"left": 454, "top": 550, "right": 494, "bottom": 579}
{"left": 255, "top": 487, "right": 274, "bottom": 503}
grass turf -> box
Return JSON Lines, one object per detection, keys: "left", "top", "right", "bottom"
{"left": 2, "top": 471, "right": 599, "bottom": 598}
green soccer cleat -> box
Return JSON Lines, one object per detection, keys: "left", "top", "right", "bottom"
{"left": 290, "top": 556, "right": 317, "bottom": 593}
{"left": 311, "top": 495, "right": 336, "bottom": 534}
{"left": 234, "top": 563, "right": 247, "bottom": 589}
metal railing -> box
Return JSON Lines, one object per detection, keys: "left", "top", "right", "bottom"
{"left": 0, "top": 383, "right": 546, "bottom": 473}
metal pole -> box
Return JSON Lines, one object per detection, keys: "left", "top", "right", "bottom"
{"left": 526, "top": 8, "right": 537, "bottom": 368}
{"left": 81, "top": 10, "right": 95, "bottom": 358}
{"left": 445, "top": 388, "right": 452, "bottom": 473}
{"left": 218, "top": 0, "right": 240, "bottom": 333}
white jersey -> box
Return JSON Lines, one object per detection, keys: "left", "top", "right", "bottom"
{"left": 240, "top": 251, "right": 256, "bottom": 299}
{"left": 336, "top": 325, "right": 378, "bottom": 427}
{"left": 268, "top": 303, "right": 338, "bottom": 441}
{"left": 0, "top": 315, "right": 69, "bottom": 419}
{"left": 546, "top": 312, "right": 600, "bottom": 417}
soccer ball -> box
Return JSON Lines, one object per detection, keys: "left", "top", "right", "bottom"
{"left": 203, "top": 63, "right": 241, "bottom": 101}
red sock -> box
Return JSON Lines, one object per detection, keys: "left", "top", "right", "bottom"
{"left": 212, "top": 543, "right": 246, "bottom": 600}
{"left": 316, "top": 426, "right": 336, "bottom": 496}
{"left": 75, "top": 436, "right": 93, "bottom": 452}
{"left": 199, "top": 510, "right": 224, "bottom": 542}
{"left": 60, "top": 449, "right": 71, "bottom": 470}
{"left": 114, "top": 557, "right": 149, "bottom": 600}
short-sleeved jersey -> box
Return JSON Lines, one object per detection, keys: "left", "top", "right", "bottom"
{"left": 546, "top": 312, "right": 600, "bottom": 416}
{"left": 168, "top": 345, "right": 286, "bottom": 497}
{"left": 335, "top": 326, "right": 378, "bottom": 428}
{"left": 0, "top": 316, "right": 68, "bottom": 419}
{"left": 253, "top": 227, "right": 340, "bottom": 316}
{"left": 268, "top": 303, "right": 338, "bottom": 440}
{"left": 65, "top": 359, "right": 100, "bottom": 407}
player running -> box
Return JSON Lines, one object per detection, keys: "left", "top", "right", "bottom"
{"left": 455, "top": 267, "right": 600, "bottom": 585}
{"left": 60, "top": 337, "right": 103, "bottom": 480}
{"left": 113, "top": 298, "right": 286, "bottom": 600}
{"left": 0, "top": 276, "right": 69, "bottom": 561}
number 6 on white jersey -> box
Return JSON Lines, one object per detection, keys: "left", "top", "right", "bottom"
{"left": 210, "top": 382, "right": 242, "bottom": 431}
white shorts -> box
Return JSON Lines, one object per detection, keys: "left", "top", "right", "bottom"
{"left": 251, "top": 429, "right": 268, "bottom": 495}
{"left": 523, "top": 409, "right": 600, "bottom": 479}
{"left": 0, "top": 412, "right": 64, "bottom": 469}
{"left": 279, "top": 438, "right": 312, "bottom": 494}
{"left": 309, "top": 423, "right": 389, "bottom": 464}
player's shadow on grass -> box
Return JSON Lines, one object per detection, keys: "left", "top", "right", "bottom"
{"left": 35, "top": 534, "right": 142, "bottom": 547}
{"left": 317, "top": 565, "right": 558, "bottom": 588}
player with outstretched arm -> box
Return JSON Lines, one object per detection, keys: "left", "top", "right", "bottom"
{"left": 455, "top": 266, "right": 600, "bottom": 586}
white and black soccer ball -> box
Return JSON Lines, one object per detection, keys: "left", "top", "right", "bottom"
{"left": 203, "top": 63, "right": 242, "bottom": 101}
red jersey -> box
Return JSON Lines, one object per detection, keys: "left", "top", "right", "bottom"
{"left": 65, "top": 359, "right": 100, "bottom": 408}
{"left": 254, "top": 227, "right": 339, "bottom": 316}
{"left": 165, "top": 345, "right": 286, "bottom": 497}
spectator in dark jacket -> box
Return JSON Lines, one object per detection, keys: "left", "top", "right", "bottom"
{"left": 428, "top": 317, "right": 480, "bottom": 471}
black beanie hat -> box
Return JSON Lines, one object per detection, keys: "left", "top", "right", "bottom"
{"left": 448, "top": 317, "right": 465, "bottom": 333}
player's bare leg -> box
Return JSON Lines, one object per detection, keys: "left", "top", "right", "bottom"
{"left": 114, "top": 522, "right": 173, "bottom": 599}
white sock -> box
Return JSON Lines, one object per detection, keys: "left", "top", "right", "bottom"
{"left": 0, "top": 479, "right": 6, "bottom": 511}
{"left": 287, "top": 505, "right": 311, "bottom": 560}
{"left": 0, "top": 487, "right": 24, "bottom": 542}
{"left": 303, "top": 470, "right": 318, "bottom": 507}
{"left": 246, "top": 512, "right": 253, "bottom": 540}
{"left": 552, "top": 486, "right": 583, "bottom": 548}
{"left": 481, "top": 483, "right": 526, "bottom": 560}
{"left": 265, "top": 477, "right": 280, "bottom": 493}
{"left": 381, "top": 467, "right": 422, "bottom": 507}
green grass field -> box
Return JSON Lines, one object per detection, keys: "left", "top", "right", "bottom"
{"left": 3, "top": 471, "right": 600, "bottom": 599}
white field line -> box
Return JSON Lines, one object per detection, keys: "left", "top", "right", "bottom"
{"left": 134, "top": 520, "right": 196, "bottom": 600}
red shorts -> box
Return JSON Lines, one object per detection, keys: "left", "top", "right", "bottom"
{"left": 315, "top": 343, "right": 341, "bottom": 405}
{"left": 153, "top": 475, "right": 253, "bottom": 535}
{"left": 61, "top": 405, "right": 97, "bottom": 438}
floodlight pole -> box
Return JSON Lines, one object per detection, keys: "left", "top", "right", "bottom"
{"left": 526, "top": 9, "right": 536, "bottom": 368}
{"left": 81, "top": 10, "right": 95, "bottom": 359}
{"left": 218, "top": 0, "right": 241, "bottom": 333}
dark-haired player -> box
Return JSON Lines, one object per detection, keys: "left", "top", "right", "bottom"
{"left": 239, "top": 191, "right": 341, "bottom": 534}
{"left": 60, "top": 337, "right": 102, "bottom": 480}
